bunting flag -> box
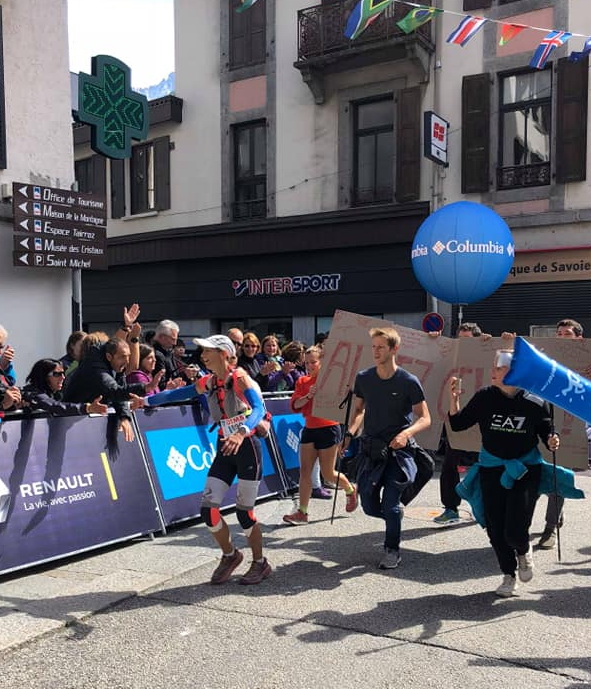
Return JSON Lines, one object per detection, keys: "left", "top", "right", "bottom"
{"left": 396, "top": 6, "right": 442, "bottom": 35}
{"left": 529, "top": 30, "right": 572, "bottom": 69}
{"left": 345, "top": 0, "right": 395, "bottom": 40}
{"left": 569, "top": 36, "right": 591, "bottom": 62}
{"left": 499, "top": 23, "right": 526, "bottom": 46}
{"left": 236, "top": 0, "right": 260, "bottom": 13}
{"left": 446, "top": 16, "right": 486, "bottom": 47}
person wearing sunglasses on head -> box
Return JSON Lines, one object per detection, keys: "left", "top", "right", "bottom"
{"left": 22, "top": 359, "right": 108, "bottom": 417}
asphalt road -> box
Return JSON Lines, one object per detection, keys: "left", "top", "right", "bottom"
{"left": 0, "top": 473, "right": 590, "bottom": 689}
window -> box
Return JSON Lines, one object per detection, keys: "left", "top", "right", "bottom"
{"left": 130, "top": 136, "right": 171, "bottom": 215}
{"left": 233, "top": 121, "right": 267, "bottom": 221}
{"left": 498, "top": 70, "right": 552, "bottom": 190}
{"left": 75, "top": 155, "right": 106, "bottom": 197}
{"left": 353, "top": 97, "right": 394, "bottom": 205}
{"left": 230, "top": 0, "right": 266, "bottom": 69}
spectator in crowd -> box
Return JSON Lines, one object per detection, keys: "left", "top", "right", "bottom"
{"left": 127, "top": 344, "right": 187, "bottom": 393}
{"left": 60, "top": 330, "right": 86, "bottom": 375}
{"left": 315, "top": 332, "right": 328, "bottom": 347}
{"left": 432, "top": 322, "right": 483, "bottom": 525}
{"left": 228, "top": 328, "right": 244, "bottom": 358}
{"left": 152, "top": 319, "right": 180, "bottom": 390}
{"left": 63, "top": 338, "right": 152, "bottom": 441}
{"left": 22, "top": 359, "right": 108, "bottom": 416}
{"left": 237, "top": 332, "right": 265, "bottom": 382}
{"left": 143, "top": 330, "right": 156, "bottom": 346}
{"left": 0, "top": 324, "right": 16, "bottom": 386}
{"left": 279, "top": 341, "right": 307, "bottom": 391}
{"left": 255, "top": 335, "right": 299, "bottom": 392}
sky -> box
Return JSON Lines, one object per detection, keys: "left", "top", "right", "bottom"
{"left": 68, "top": 0, "right": 175, "bottom": 88}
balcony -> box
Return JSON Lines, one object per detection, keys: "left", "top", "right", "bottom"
{"left": 497, "top": 162, "right": 551, "bottom": 190}
{"left": 294, "top": 2, "right": 435, "bottom": 103}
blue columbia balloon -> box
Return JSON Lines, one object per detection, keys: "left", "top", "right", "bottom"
{"left": 411, "top": 201, "right": 515, "bottom": 304}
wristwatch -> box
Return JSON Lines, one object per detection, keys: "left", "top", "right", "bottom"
{"left": 237, "top": 424, "right": 249, "bottom": 436}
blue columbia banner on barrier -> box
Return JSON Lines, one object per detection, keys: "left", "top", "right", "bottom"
{"left": 0, "top": 414, "right": 163, "bottom": 576}
{"left": 135, "top": 399, "right": 303, "bottom": 526}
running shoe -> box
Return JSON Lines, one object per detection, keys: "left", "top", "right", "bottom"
{"left": 239, "top": 558, "right": 272, "bottom": 585}
{"left": 517, "top": 545, "right": 534, "bottom": 582}
{"left": 345, "top": 485, "right": 358, "bottom": 513}
{"left": 537, "top": 528, "right": 556, "bottom": 549}
{"left": 311, "top": 487, "right": 332, "bottom": 499}
{"left": 495, "top": 574, "right": 518, "bottom": 597}
{"left": 378, "top": 548, "right": 401, "bottom": 570}
{"left": 210, "top": 549, "right": 243, "bottom": 585}
{"left": 283, "top": 509, "right": 309, "bottom": 525}
{"left": 433, "top": 508, "right": 461, "bottom": 525}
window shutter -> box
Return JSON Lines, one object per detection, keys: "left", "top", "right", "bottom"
{"left": 154, "top": 136, "right": 171, "bottom": 211}
{"left": 395, "top": 87, "right": 421, "bottom": 202}
{"left": 463, "top": 0, "right": 491, "bottom": 10}
{"left": 110, "top": 158, "right": 126, "bottom": 219}
{"left": 556, "top": 56, "right": 588, "bottom": 184}
{"left": 462, "top": 73, "right": 490, "bottom": 193}
{"left": 91, "top": 155, "right": 106, "bottom": 198}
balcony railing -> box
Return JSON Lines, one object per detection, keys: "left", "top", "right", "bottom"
{"left": 296, "top": 2, "right": 433, "bottom": 62}
{"left": 232, "top": 198, "right": 267, "bottom": 221}
{"left": 497, "top": 162, "right": 551, "bottom": 190}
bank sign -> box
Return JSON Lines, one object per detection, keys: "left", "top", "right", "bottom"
{"left": 232, "top": 273, "right": 341, "bottom": 297}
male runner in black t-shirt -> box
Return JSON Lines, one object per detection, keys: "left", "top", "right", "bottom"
{"left": 344, "top": 327, "right": 431, "bottom": 569}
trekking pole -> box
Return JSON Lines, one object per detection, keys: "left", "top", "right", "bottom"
{"left": 549, "top": 404, "right": 562, "bottom": 562}
{"left": 331, "top": 389, "right": 353, "bottom": 525}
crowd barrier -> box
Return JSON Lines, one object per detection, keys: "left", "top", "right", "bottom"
{"left": 0, "top": 395, "right": 304, "bottom": 577}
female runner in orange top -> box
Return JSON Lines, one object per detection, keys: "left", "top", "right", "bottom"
{"left": 283, "top": 345, "right": 358, "bottom": 524}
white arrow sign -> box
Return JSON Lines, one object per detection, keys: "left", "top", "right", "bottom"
{"left": 19, "top": 219, "right": 29, "bottom": 231}
{"left": 19, "top": 254, "right": 29, "bottom": 265}
{"left": 18, "top": 186, "right": 28, "bottom": 198}
{"left": 18, "top": 202, "right": 28, "bottom": 213}
{"left": 19, "top": 238, "right": 29, "bottom": 249}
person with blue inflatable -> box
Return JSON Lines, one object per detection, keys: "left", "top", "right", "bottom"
{"left": 501, "top": 319, "right": 585, "bottom": 549}
{"left": 449, "top": 349, "right": 583, "bottom": 598}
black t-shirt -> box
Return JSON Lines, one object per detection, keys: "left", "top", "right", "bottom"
{"left": 353, "top": 366, "right": 425, "bottom": 442}
{"left": 448, "top": 386, "right": 552, "bottom": 459}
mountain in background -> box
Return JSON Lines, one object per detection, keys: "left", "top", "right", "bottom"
{"left": 134, "top": 72, "right": 175, "bottom": 100}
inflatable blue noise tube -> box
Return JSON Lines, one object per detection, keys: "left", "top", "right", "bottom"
{"left": 503, "top": 336, "right": 591, "bottom": 424}
{"left": 146, "top": 385, "right": 201, "bottom": 407}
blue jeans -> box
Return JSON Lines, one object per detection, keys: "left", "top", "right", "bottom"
{"left": 359, "top": 459, "right": 403, "bottom": 551}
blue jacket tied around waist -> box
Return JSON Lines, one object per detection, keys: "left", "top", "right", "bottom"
{"left": 456, "top": 447, "right": 584, "bottom": 527}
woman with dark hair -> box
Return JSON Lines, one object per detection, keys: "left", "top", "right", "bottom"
{"left": 22, "top": 359, "right": 107, "bottom": 416}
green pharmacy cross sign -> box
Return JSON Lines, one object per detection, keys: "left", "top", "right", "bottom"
{"left": 77, "top": 55, "right": 149, "bottom": 160}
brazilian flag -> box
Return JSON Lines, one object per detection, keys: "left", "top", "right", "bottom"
{"left": 396, "top": 6, "right": 442, "bottom": 35}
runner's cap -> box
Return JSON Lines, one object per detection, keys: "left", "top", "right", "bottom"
{"left": 192, "top": 335, "right": 236, "bottom": 357}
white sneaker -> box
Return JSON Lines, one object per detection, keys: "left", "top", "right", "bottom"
{"left": 517, "top": 545, "right": 534, "bottom": 582}
{"left": 495, "top": 574, "right": 518, "bottom": 598}
{"left": 378, "top": 549, "right": 401, "bottom": 570}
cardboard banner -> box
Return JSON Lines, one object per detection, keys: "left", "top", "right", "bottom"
{"left": 0, "top": 414, "right": 164, "bottom": 576}
{"left": 135, "top": 399, "right": 304, "bottom": 526}
{"left": 313, "top": 310, "right": 588, "bottom": 469}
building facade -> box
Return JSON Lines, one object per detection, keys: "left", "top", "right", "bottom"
{"left": 77, "top": 0, "right": 591, "bottom": 342}
{"left": 0, "top": 0, "right": 75, "bottom": 379}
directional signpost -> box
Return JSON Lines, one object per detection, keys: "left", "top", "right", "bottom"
{"left": 11, "top": 183, "right": 107, "bottom": 270}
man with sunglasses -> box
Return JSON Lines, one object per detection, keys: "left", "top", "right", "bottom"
{"left": 228, "top": 328, "right": 244, "bottom": 358}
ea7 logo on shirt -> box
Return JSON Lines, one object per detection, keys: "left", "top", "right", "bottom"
{"left": 490, "top": 414, "right": 526, "bottom": 432}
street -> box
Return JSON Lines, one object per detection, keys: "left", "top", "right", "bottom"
{"left": 0, "top": 472, "right": 590, "bottom": 689}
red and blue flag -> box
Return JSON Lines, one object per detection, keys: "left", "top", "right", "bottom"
{"left": 530, "top": 31, "right": 572, "bottom": 69}
{"left": 446, "top": 16, "right": 486, "bottom": 47}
